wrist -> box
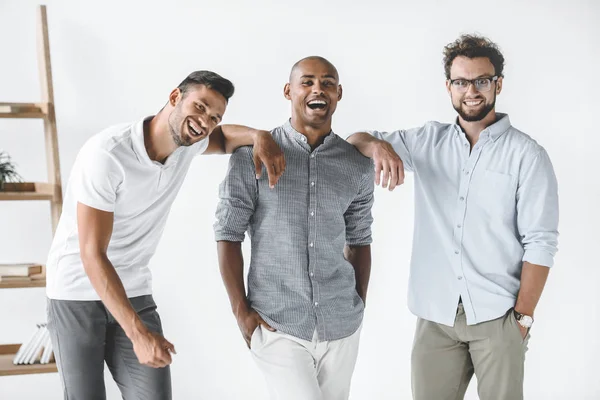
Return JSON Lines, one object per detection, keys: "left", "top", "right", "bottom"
{"left": 232, "top": 300, "right": 250, "bottom": 319}
{"left": 126, "top": 318, "right": 149, "bottom": 341}
{"left": 513, "top": 309, "right": 534, "bottom": 328}
{"left": 251, "top": 129, "right": 269, "bottom": 142}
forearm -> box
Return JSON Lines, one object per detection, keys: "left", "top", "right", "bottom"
{"left": 208, "top": 125, "right": 261, "bottom": 155}
{"left": 81, "top": 253, "right": 146, "bottom": 340}
{"left": 217, "top": 241, "right": 250, "bottom": 316}
{"left": 515, "top": 261, "right": 550, "bottom": 316}
{"left": 344, "top": 244, "right": 372, "bottom": 304}
{"left": 346, "top": 132, "right": 377, "bottom": 157}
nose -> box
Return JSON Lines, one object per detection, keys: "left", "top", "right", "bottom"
{"left": 466, "top": 82, "right": 480, "bottom": 96}
{"left": 195, "top": 116, "right": 210, "bottom": 133}
{"left": 312, "top": 82, "right": 324, "bottom": 95}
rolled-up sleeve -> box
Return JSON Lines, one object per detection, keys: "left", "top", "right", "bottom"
{"left": 214, "top": 146, "right": 257, "bottom": 242}
{"left": 344, "top": 168, "right": 375, "bottom": 246}
{"left": 368, "top": 129, "right": 415, "bottom": 172}
{"left": 517, "top": 148, "right": 559, "bottom": 267}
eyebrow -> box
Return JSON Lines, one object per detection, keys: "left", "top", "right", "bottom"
{"left": 300, "top": 74, "right": 337, "bottom": 80}
{"left": 451, "top": 74, "right": 495, "bottom": 80}
{"left": 197, "top": 98, "right": 222, "bottom": 121}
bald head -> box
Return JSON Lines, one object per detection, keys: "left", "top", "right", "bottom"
{"left": 289, "top": 56, "right": 339, "bottom": 82}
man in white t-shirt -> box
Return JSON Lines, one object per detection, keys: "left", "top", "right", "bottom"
{"left": 45, "top": 70, "right": 285, "bottom": 400}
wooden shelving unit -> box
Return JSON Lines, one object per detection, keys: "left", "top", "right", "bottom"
{"left": 0, "top": 345, "right": 57, "bottom": 376}
{"left": 0, "top": 5, "right": 61, "bottom": 376}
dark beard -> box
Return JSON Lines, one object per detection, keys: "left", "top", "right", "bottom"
{"left": 454, "top": 95, "right": 496, "bottom": 122}
{"left": 167, "top": 109, "right": 192, "bottom": 147}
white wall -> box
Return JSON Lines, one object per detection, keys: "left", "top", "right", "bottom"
{"left": 1, "top": 0, "right": 598, "bottom": 398}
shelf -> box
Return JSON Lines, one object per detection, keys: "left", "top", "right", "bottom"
{"left": 0, "top": 102, "right": 47, "bottom": 119}
{"left": 0, "top": 182, "right": 57, "bottom": 201}
{"left": 0, "top": 344, "right": 57, "bottom": 376}
{"left": 0, "top": 277, "right": 46, "bottom": 289}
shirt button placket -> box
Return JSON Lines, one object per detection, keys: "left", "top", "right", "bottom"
{"left": 308, "top": 152, "right": 318, "bottom": 310}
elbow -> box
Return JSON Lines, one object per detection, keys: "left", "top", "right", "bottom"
{"left": 80, "top": 245, "right": 106, "bottom": 273}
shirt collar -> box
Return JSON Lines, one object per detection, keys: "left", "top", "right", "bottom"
{"left": 283, "top": 119, "right": 336, "bottom": 148}
{"left": 131, "top": 116, "right": 154, "bottom": 166}
{"left": 131, "top": 115, "right": 184, "bottom": 167}
{"left": 453, "top": 113, "right": 512, "bottom": 142}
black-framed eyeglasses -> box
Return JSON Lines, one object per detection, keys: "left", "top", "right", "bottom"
{"left": 449, "top": 76, "right": 498, "bottom": 93}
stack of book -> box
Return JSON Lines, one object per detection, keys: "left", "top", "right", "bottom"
{"left": 0, "top": 263, "right": 43, "bottom": 284}
{"left": 13, "top": 324, "right": 54, "bottom": 365}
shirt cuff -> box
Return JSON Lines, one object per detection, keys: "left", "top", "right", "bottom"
{"left": 522, "top": 249, "right": 555, "bottom": 268}
{"left": 214, "top": 231, "right": 246, "bottom": 242}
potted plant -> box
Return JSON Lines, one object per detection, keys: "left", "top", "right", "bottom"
{"left": 0, "top": 151, "right": 23, "bottom": 191}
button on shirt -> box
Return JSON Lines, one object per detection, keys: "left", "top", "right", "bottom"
{"left": 214, "top": 120, "right": 375, "bottom": 341}
{"left": 370, "top": 114, "right": 559, "bottom": 326}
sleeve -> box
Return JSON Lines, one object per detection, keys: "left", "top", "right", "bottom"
{"left": 517, "top": 148, "right": 559, "bottom": 267}
{"left": 73, "top": 147, "right": 123, "bottom": 212}
{"left": 367, "top": 129, "right": 415, "bottom": 172}
{"left": 344, "top": 167, "right": 376, "bottom": 246}
{"left": 213, "top": 146, "right": 258, "bottom": 242}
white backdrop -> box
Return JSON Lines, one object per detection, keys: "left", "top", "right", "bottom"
{"left": 1, "top": 0, "right": 598, "bottom": 399}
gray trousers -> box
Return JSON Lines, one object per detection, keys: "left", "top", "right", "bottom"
{"left": 47, "top": 295, "right": 171, "bottom": 400}
{"left": 411, "top": 304, "right": 530, "bottom": 400}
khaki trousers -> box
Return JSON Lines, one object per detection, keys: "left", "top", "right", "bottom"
{"left": 412, "top": 304, "right": 530, "bottom": 400}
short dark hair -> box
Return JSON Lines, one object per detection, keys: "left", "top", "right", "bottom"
{"left": 443, "top": 34, "right": 505, "bottom": 79}
{"left": 177, "top": 70, "right": 235, "bottom": 102}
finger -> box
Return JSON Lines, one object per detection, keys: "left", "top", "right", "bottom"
{"left": 374, "top": 162, "right": 382, "bottom": 186}
{"left": 164, "top": 339, "right": 177, "bottom": 354}
{"left": 156, "top": 348, "right": 172, "bottom": 366}
{"left": 254, "top": 153, "right": 262, "bottom": 179}
{"left": 279, "top": 154, "right": 286, "bottom": 176}
{"left": 398, "top": 159, "right": 405, "bottom": 184}
{"left": 259, "top": 318, "right": 276, "bottom": 332}
{"left": 389, "top": 165, "right": 398, "bottom": 191}
{"left": 266, "top": 161, "right": 278, "bottom": 189}
{"left": 381, "top": 161, "right": 390, "bottom": 189}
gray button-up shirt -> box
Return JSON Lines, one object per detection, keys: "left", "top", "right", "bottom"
{"left": 214, "top": 120, "right": 375, "bottom": 341}
{"left": 371, "top": 114, "right": 559, "bottom": 326}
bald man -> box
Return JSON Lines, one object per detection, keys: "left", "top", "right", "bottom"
{"left": 214, "top": 56, "right": 375, "bottom": 400}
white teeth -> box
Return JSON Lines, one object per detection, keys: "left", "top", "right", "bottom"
{"left": 188, "top": 122, "right": 201, "bottom": 136}
{"left": 308, "top": 100, "right": 326, "bottom": 105}
{"left": 465, "top": 100, "right": 482, "bottom": 106}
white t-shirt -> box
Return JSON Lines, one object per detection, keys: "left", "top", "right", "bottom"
{"left": 46, "top": 117, "right": 209, "bottom": 300}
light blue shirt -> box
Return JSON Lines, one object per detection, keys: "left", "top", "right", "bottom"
{"left": 370, "top": 114, "right": 559, "bottom": 326}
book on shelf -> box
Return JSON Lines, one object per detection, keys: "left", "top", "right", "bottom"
{"left": 13, "top": 324, "right": 54, "bottom": 365}
{"left": 0, "top": 263, "right": 43, "bottom": 277}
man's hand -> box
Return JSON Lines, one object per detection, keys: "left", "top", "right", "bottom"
{"left": 252, "top": 130, "right": 285, "bottom": 188}
{"left": 235, "top": 307, "right": 275, "bottom": 348}
{"left": 371, "top": 140, "right": 405, "bottom": 191}
{"left": 131, "top": 329, "right": 176, "bottom": 368}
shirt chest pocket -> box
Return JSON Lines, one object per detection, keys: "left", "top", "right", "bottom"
{"left": 469, "top": 170, "right": 517, "bottom": 216}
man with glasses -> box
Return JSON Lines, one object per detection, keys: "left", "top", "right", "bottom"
{"left": 347, "top": 34, "right": 559, "bottom": 399}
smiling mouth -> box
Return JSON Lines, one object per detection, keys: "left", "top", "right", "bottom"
{"left": 463, "top": 99, "right": 484, "bottom": 107}
{"left": 188, "top": 120, "right": 204, "bottom": 137}
{"left": 307, "top": 99, "right": 327, "bottom": 110}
